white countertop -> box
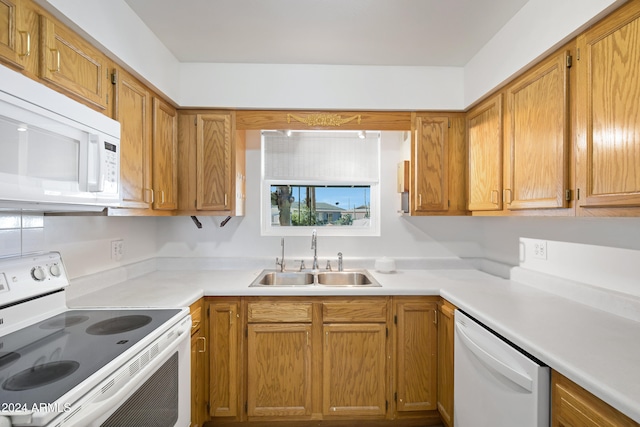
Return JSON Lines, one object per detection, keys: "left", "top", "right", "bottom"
{"left": 68, "top": 267, "right": 640, "bottom": 423}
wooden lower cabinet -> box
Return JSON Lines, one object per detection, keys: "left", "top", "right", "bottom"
{"left": 208, "top": 298, "right": 241, "bottom": 421}
{"left": 203, "top": 296, "right": 448, "bottom": 426}
{"left": 393, "top": 297, "right": 441, "bottom": 425}
{"left": 552, "top": 371, "right": 639, "bottom": 427}
{"left": 323, "top": 322, "right": 387, "bottom": 417}
{"left": 436, "top": 300, "right": 456, "bottom": 427}
{"left": 245, "top": 299, "right": 313, "bottom": 420}
{"left": 190, "top": 299, "right": 207, "bottom": 427}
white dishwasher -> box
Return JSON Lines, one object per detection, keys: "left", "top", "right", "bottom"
{"left": 454, "top": 310, "right": 550, "bottom": 427}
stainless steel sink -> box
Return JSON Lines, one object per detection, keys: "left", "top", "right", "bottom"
{"left": 250, "top": 270, "right": 315, "bottom": 287}
{"left": 250, "top": 269, "right": 381, "bottom": 287}
{"left": 317, "top": 270, "right": 381, "bottom": 287}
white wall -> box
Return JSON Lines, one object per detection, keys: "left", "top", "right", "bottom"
{"left": 478, "top": 216, "right": 640, "bottom": 267}
{"left": 178, "top": 63, "right": 464, "bottom": 110}
{"left": 42, "top": 216, "right": 157, "bottom": 279}
{"left": 464, "top": 0, "right": 625, "bottom": 107}
{"left": 35, "top": 0, "right": 627, "bottom": 109}
{"left": 154, "top": 131, "right": 483, "bottom": 262}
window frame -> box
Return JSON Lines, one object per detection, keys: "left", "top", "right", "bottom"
{"left": 260, "top": 131, "right": 381, "bottom": 237}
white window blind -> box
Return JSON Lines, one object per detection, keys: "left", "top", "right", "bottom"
{"left": 263, "top": 131, "right": 380, "bottom": 183}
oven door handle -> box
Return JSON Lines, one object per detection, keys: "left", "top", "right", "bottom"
{"left": 59, "top": 330, "right": 188, "bottom": 426}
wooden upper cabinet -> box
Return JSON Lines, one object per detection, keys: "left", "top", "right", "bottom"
{"left": 395, "top": 298, "right": 438, "bottom": 413}
{"left": 198, "top": 113, "right": 234, "bottom": 211}
{"left": 412, "top": 114, "right": 448, "bottom": 213}
{"left": 152, "top": 97, "right": 178, "bottom": 210}
{"left": 410, "top": 113, "right": 467, "bottom": 216}
{"left": 0, "top": 0, "right": 31, "bottom": 70}
{"left": 467, "top": 94, "right": 503, "bottom": 211}
{"left": 576, "top": 1, "right": 640, "bottom": 215}
{"left": 39, "top": 15, "right": 108, "bottom": 111}
{"left": 177, "top": 111, "right": 246, "bottom": 215}
{"left": 505, "top": 48, "right": 571, "bottom": 210}
{"left": 113, "top": 69, "right": 152, "bottom": 209}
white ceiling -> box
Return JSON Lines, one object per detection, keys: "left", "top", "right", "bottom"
{"left": 123, "top": 0, "right": 529, "bottom": 67}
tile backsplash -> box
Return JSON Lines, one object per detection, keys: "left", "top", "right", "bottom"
{"left": 0, "top": 211, "right": 45, "bottom": 257}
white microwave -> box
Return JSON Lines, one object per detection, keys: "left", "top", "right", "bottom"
{"left": 0, "top": 65, "right": 121, "bottom": 212}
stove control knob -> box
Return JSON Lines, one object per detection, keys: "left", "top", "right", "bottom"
{"left": 49, "top": 263, "right": 62, "bottom": 277}
{"left": 31, "top": 266, "right": 47, "bottom": 281}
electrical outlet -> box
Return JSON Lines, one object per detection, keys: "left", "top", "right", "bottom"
{"left": 532, "top": 239, "right": 547, "bottom": 260}
{"left": 111, "top": 239, "right": 123, "bottom": 261}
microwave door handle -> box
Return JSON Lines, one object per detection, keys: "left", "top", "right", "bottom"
{"left": 87, "top": 134, "right": 105, "bottom": 192}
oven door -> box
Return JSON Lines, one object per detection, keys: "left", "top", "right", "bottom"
{"left": 50, "top": 317, "right": 191, "bottom": 427}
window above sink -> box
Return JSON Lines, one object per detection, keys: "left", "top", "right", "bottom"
{"left": 260, "top": 130, "right": 381, "bottom": 237}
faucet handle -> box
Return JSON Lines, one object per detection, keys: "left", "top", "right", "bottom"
{"left": 325, "top": 260, "right": 332, "bottom": 271}
{"left": 294, "top": 259, "right": 306, "bottom": 271}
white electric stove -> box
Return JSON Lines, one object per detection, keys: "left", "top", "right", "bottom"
{"left": 0, "top": 252, "right": 191, "bottom": 427}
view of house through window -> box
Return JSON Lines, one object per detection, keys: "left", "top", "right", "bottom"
{"left": 261, "top": 130, "right": 380, "bottom": 236}
{"left": 271, "top": 185, "right": 371, "bottom": 227}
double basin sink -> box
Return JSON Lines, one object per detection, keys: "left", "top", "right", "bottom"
{"left": 250, "top": 269, "right": 381, "bottom": 287}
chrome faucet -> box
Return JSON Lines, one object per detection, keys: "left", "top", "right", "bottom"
{"left": 337, "top": 252, "right": 343, "bottom": 271}
{"left": 275, "top": 237, "right": 285, "bottom": 272}
{"left": 311, "top": 229, "right": 319, "bottom": 270}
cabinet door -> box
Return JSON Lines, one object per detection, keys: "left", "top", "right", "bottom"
{"left": 0, "top": 0, "right": 30, "bottom": 69}
{"left": 506, "top": 49, "right": 571, "bottom": 210}
{"left": 247, "top": 323, "right": 312, "bottom": 417}
{"left": 152, "top": 98, "right": 178, "bottom": 210}
{"left": 114, "top": 69, "right": 152, "bottom": 209}
{"left": 437, "top": 300, "right": 455, "bottom": 427}
{"left": 197, "top": 113, "right": 232, "bottom": 211}
{"left": 191, "top": 330, "right": 206, "bottom": 427}
{"left": 412, "top": 115, "right": 449, "bottom": 213}
{"left": 395, "top": 300, "right": 438, "bottom": 412}
{"left": 552, "top": 371, "right": 638, "bottom": 427}
{"left": 323, "top": 323, "right": 387, "bottom": 417}
{"left": 39, "top": 15, "right": 108, "bottom": 111}
{"left": 576, "top": 1, "right": 640, "bottom": 213}
{"left": 467, "top": 94, "right": 503, "bottom": 211}
{"left": 209, "top": 301, "right": 240, "bottom": 418}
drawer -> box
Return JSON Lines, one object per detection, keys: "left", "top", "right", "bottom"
{"left": 323, "top": 300, "right": 387, "bottom": 323}
{"left": 190, "top": 300, "right": 202, "bottom": 333}
{"left": 247, "top": 301, "right": 313, "bottom": 323}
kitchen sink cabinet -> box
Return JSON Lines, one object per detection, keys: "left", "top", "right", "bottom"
{"left": 575, "top": 0, "right": 640, "bottom": 216}
{"left": 39, "top": 14, "right": 110, "bottom": 112}
{"left": 177, "top": 111, "right": 246, "bottom": 216}
{"left": 208, "top": 298, "right": 242, "bottom": 421}
{"left": 322, "top": 299, "right": 390, "bottom": 418}
{"left": 152, "top": 97, "right": 178, "bottom": 210}
{"left": 436, "top": 299, "right": 456, "bottom": 427}
{"left": 468, "top": 45, "right": 574, "bottom": 216}
{"left": 392, "top": 297, "right": 440, "bottom": 423}
{"left": 410, "top": 113, "right": 468, "bottom": 216}
{"left": 246, "top": 300, "right": 313, "bottom": 418}
{"left": 552, "top": 371, "right": 639, "bottom": 427}
{"left": 190, "top": 299, "right": 207, "bottom": 427}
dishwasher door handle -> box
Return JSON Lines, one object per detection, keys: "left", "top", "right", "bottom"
{"left": 456, "top": 322, "right": 533, "bottom": 391}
